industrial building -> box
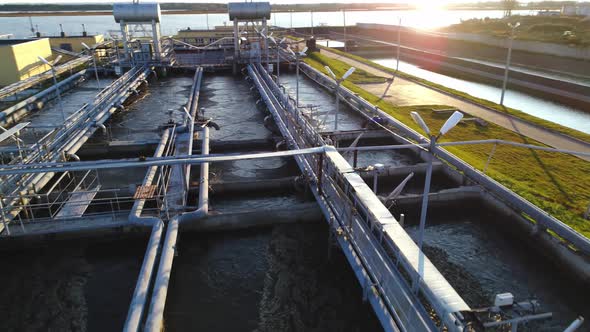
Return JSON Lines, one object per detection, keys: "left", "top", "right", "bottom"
{"left": 45, "top": 34, "right": 105, "bottom": 53}
{"left": 0, "top": 38, "right": 52, "bottom": 86}
{"left": 175, "top": 26, "right": 234, "bottom": 47}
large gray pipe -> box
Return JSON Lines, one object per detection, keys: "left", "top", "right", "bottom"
{"left": 143, "top": 215, "right": 179, "bottom": 332}
{"left": 0, "top": 70, "right": 87, "bottom": 127}
{"left": 128, "top": 128, "right": 170, "bottom": 226}
{"left": 123, "top": 129, "right": 170, "bottom": 332}
{"left": 144, "top": 126, "right": 210, "bottom": 331}
{"left": 123, "top": 221, "right": 164, "bottom": 332}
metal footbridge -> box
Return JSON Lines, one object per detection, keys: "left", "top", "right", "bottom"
{"left": 0, "top": 65, "right": 152, "bottom": 233}
{"left": 247, "top": 62, "right": 471, "bottom": 331}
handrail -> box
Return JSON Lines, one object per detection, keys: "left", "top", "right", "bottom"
{"left": 248, "top": 63, "right": 469, "bottom": 331}
{"left": 298, "top": 61, "right": 590, "bottom": 256}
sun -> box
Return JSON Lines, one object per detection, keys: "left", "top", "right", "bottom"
{"left": 415, "top": 0, "right": 446, "bottom": 11}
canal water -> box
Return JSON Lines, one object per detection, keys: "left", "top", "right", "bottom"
{"left": 369, "top": 57, "right": 590, "bottom": 134}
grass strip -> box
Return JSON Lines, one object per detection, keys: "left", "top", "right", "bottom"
{"left": 319, "top": 46, "right": 590, "bottom": 144}
{"left": 304, "top": 52, "right": 590, "bottom": 239}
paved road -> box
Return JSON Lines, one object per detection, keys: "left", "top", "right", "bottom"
{"left": 320, "top": 49, "right": 590, "bottom": 162}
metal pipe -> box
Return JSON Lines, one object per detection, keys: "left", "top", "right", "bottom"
{"left": 0, "top": 147, "right": 327, "bottom": 176}
{"left": 0, "top": 70, "right": 87, "bottom": 126}
{"left": 123, "top": 221, "right": 164, "bottom": 332}
{"left": 335, "top": 80, "right": 341, "bottom": 131}
{"left": 500, "top": 24, "right": 518, "bottom": 106}
{"left": 296, "top": 55, "right": 300, "bottom": 107}
{"left": 67, "top": 153, "right": 80, "bottom": 161}
{"left": 128, "top": 129, "right": 170, "bottom": 226}
{"left": 123, "top": 129, "right": 171, "bottom": 332}
{"left": 197, "top": 126, "right": 209, "bottom": 213}
{"left": 178, "top": 126, "right": 209, "bottom": 223}
{"left": 564, "top": 316, "right": 585, "bottom": 332}
{"left": 144, "top": 216, "right": 179, "bottom": 332}
{"left": 413, "top": 138, "right": 435, "bottom": 293}
{"left": 143, "top": 94, "right": 207, "bottom": 331}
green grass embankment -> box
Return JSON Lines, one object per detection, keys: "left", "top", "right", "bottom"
{"left": 441, "top": 15, "right": 590, "bottom": 47}
{"left": 304, "top": 52, "right": 590, "bottom": 239}
{"left": 319, "top": 47, "right": 590, "bottom": 144}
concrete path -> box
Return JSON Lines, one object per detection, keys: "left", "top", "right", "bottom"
{"left": 320, "top": 49, "right": 590, "bottom": 161}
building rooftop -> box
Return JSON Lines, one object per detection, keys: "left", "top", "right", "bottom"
{"left": 0, "top": 39, "right": 39, "bottom": 47}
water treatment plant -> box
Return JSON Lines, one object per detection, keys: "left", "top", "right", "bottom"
{"left": 0, "top": 2, "right": 589, "bottom": 331}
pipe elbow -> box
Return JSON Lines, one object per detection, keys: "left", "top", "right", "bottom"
{"left": 67, "top": 153, "right": 81, "bottom": 161}
{"left": 178, "top": 208, "right": 208, "bottom": 225}
{"left": 128, "top": 214, "right": 162, "bottom": 228}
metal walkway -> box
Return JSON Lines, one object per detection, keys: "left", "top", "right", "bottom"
{"left": 0, "top": 56, "right": 92, "bottom": 102}
{"left": 247, "top": 62, "right": 470, "bottom": 331}
{"left": 0, "top": 66, "right": 152, "bottom": 233}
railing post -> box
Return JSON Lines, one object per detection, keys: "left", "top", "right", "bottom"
{"left": 317, "top": 153, "right": 324, "bottom": 196}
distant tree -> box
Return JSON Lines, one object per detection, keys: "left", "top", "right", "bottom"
{"left": 503, "top": 0, "right": 518, "bottom": 16}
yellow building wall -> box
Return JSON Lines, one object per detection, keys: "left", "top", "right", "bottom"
{"left": 0, "top": 45, "right": 19, "bottom": 86}
{"left": 49, "top": 35, "right": 105, "bottom": 53}
{"left": 12, "top": 38, "right": 52, "bottom": 82}
{"left": 0, "top": 38, "right": 52, "bottom": 86}
{"left": 175, "top": 29, "right": 235, "bottom": 46}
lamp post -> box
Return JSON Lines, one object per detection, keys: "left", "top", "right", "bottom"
{"left": 409, "top": 110, "right": 463, "bottom": 293}
{"left": 259, "top": 29, "right": 272, "bottom": 72}
{"left": 343, "top": 9, "right": 347, "bottom": 52}
{"left": 81, "top": 42, "right": 101, "bottom": 90}
{"left": 287, "top": 46, "right": 308, "bottom": 108}
{"left": 37, "top": 55, "right": 66, "bottom": 123}
{"left": 324, "top": 65, "right": 356, "bottom": 131}
{"left": 396, "top": 17, "right": 401, "bottom": 73}
{"left": 500, "top": 22, "right": 520, "bottom": 106}
{"left": 310, "top": 11, "right": 314, "bottom": 36}
{"left": 268, "top": 36, "right": 286, "bottom": 85}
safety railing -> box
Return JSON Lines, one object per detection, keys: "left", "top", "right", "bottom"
{"left": 0, "top": 56, "right": 92, "bottom": 102}
{"left": 248, "top": 63, "right": 469, "bottom": 331}
{"left": 0, "top": 66, "right": 152, "bottom": 231}
{"left": 298, "top": 61, "right": 590, "bottom": 256}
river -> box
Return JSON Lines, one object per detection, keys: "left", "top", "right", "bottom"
{"left": 369, "top": 58, "right": 590, "bottom": 134}
{"left": 0, "top": 9, "right": 538, "bottom": 38}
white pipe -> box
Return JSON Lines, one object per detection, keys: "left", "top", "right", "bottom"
{"left": 123, "top": 220, "right": 164, "bottom": 332}
{"left": 96, "top": 123, "right": 107, "bottom": 134}
{"left": 564, "top": 316, "right": 585, "bottom": 332}
{"left": 143, "top": 215, "right": 179, "bottom": 332}
{"left": 0, "top": 70, "right": 87, "bottom": 125}
{"left": 123, "top": 129, "right": 170, "bottom": 332}
{"left": 67, "top": 153, "right": 80, "bottom": 161}
{"left": 0, "top": 148, "right": 327, "bottom": 176}
{"left": 128, "top": 129, "right": 170, "bottom": 226}
{"left": 144, "top": 126, "right": 209, "bottom": 331}
{"left": 197, "top": 126, "right": 209, "bottom": 213}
